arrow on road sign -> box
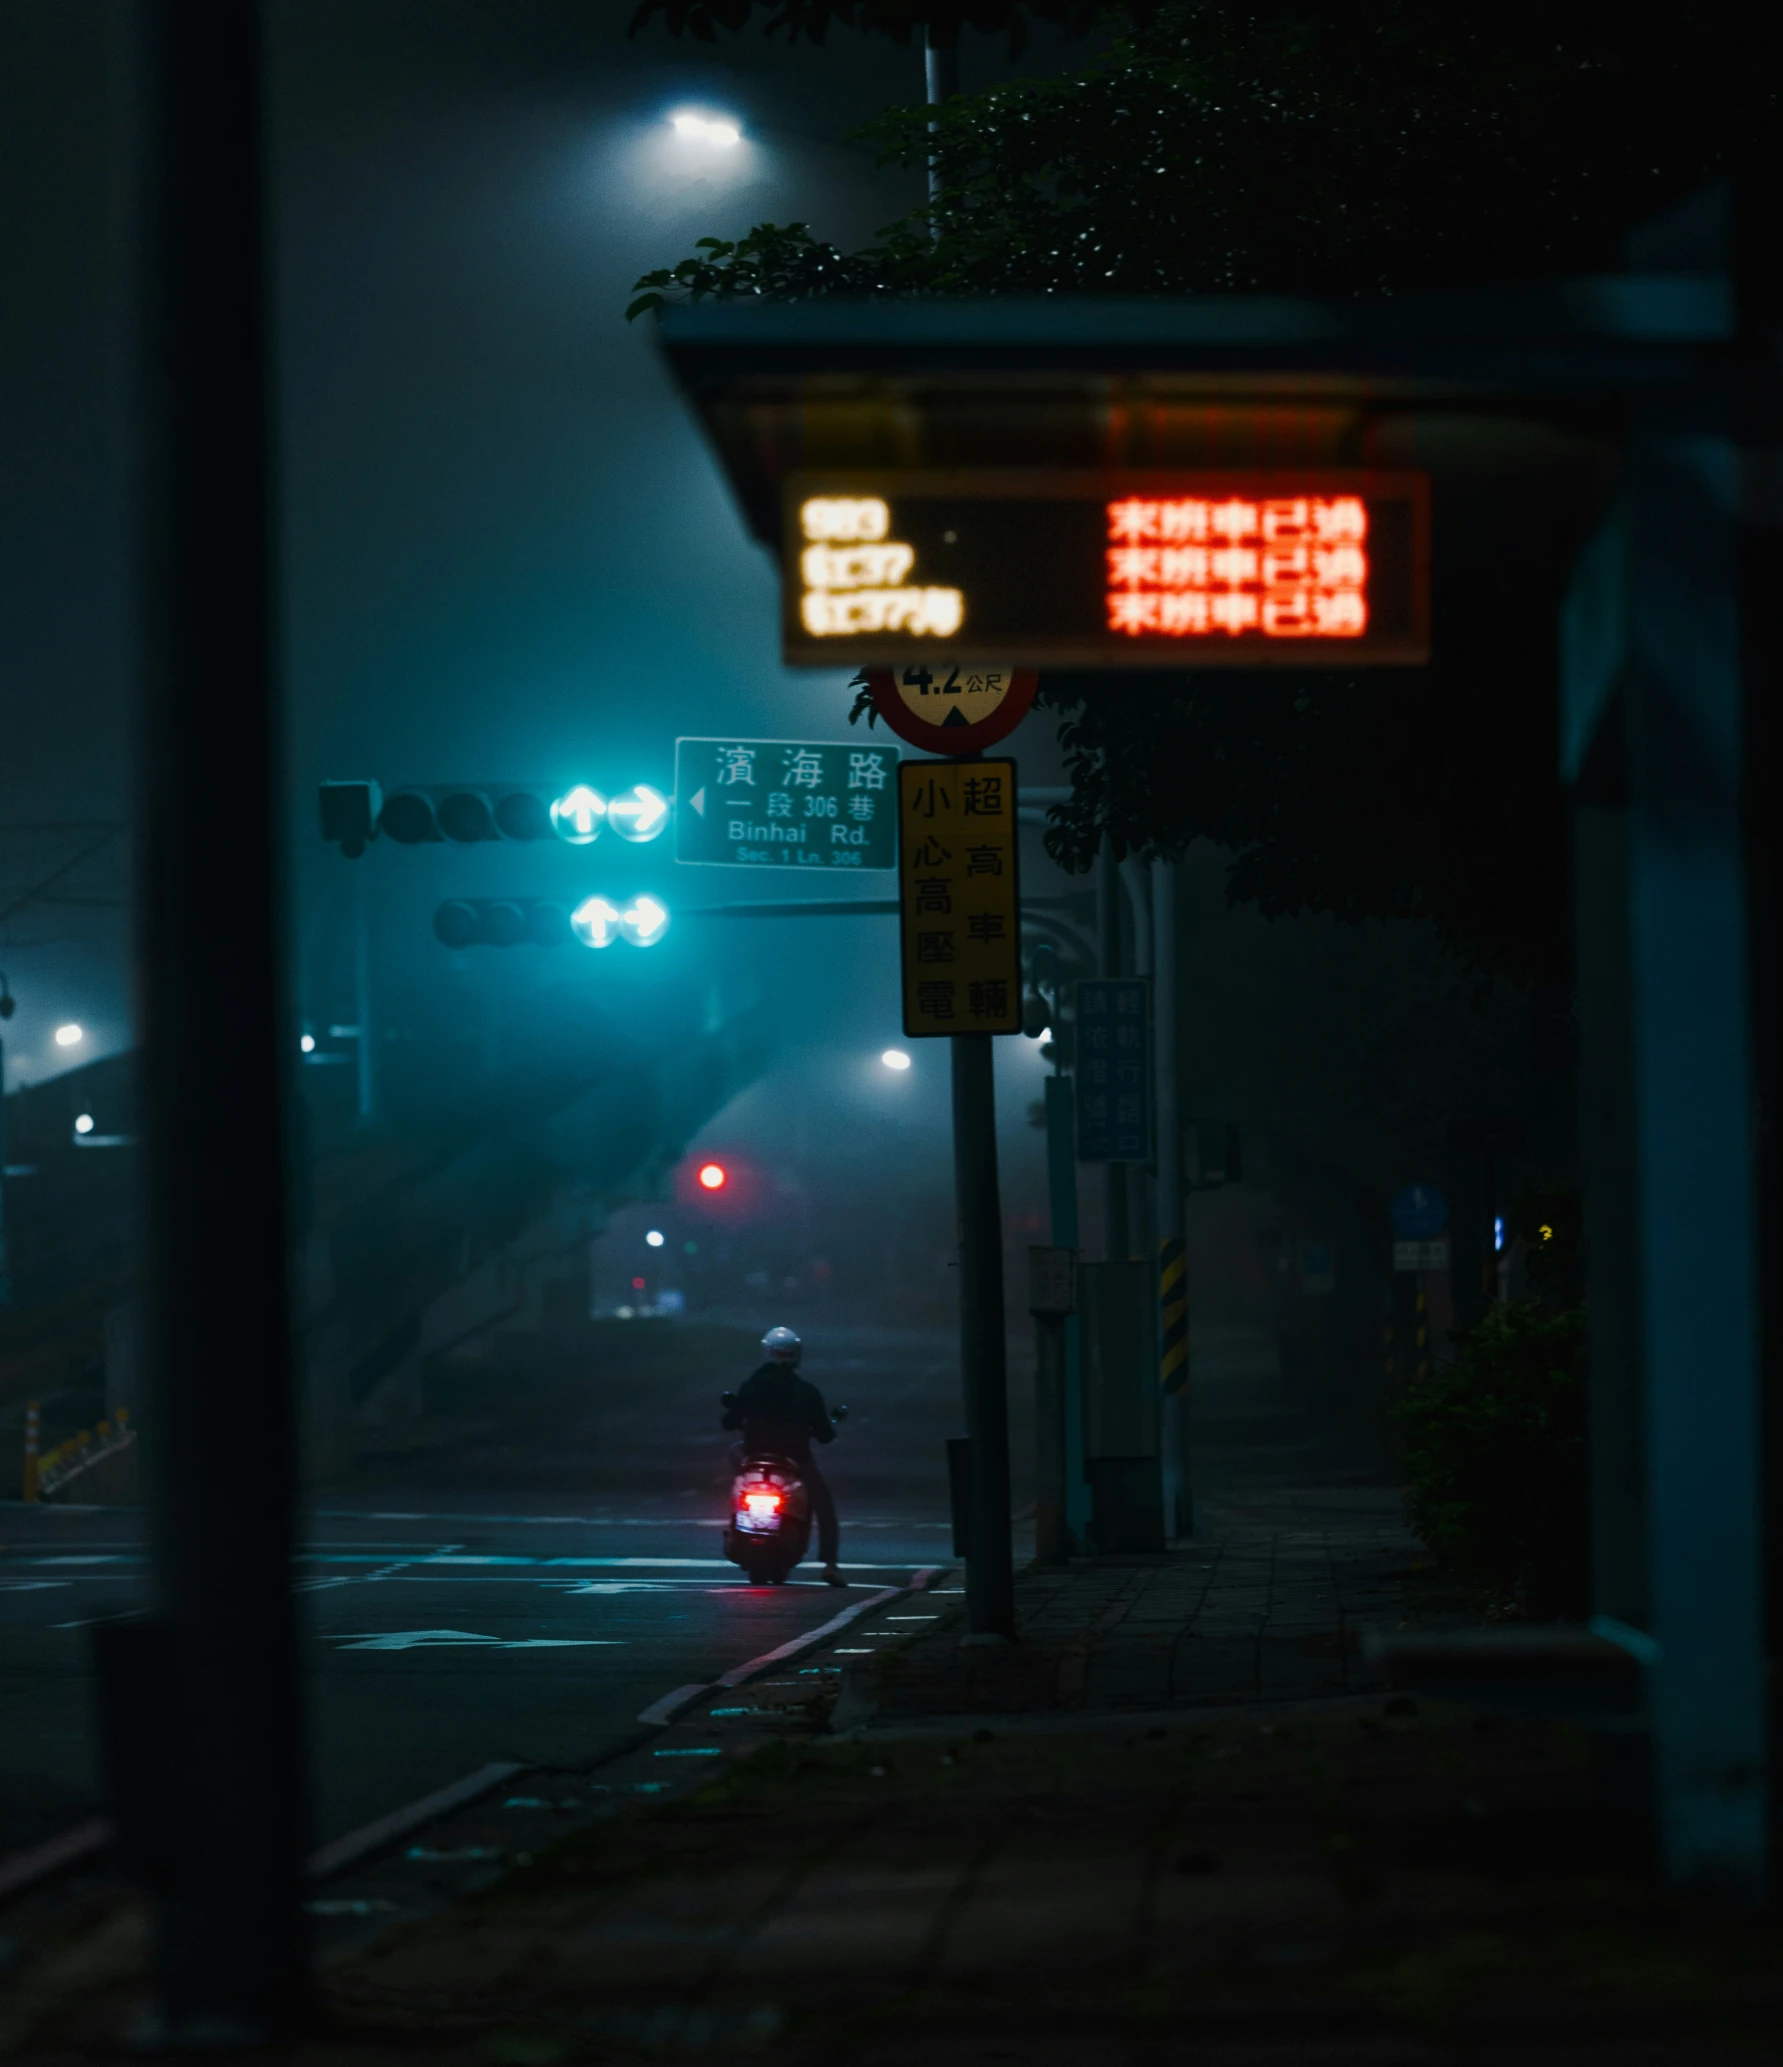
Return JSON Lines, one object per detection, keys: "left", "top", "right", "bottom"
{"left": 688, "top": 787, "right": 706, "bottom": 817}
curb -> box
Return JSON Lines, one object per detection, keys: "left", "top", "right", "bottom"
{"left": 632, "top": 1566, "right": 942, "bottom": 1726}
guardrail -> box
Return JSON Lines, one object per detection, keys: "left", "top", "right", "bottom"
{"left": 24, "top": 1403, "right": 136, "bottom": 1502}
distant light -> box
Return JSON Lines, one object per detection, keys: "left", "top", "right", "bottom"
{"left": 616, "top": 1305, "right": 635, "bottom": 1320}
{"left": 300, "top": 1033, "right": 316, "bottom": 1054}
{"left": 645, "top": 1229, "right": 665, "bottom": 1248}
{"left": 1493, "top": 1215, "right": 1505, "bottom": 1254}
{"left": 609, "top": 784, "right": 669, "bottom": 844}
{"left": 669, "top": 109, "right": 742, "bottom": 146}
{"left": 631, "top": 1275, "right": 647, "bottom": 1291}
{"left": 698, "top": 1162, "right": 727, "bottom": 1191}
{"left": 1539, "top": 1223, "right": 1553, "bottom": 1243}
{"left": 684, "top": 1239, "right": 699, "bottom": 1255}
{"left": 73, "top": 1113, "right": 94, "bottom": 1135}
{"left": 1033, "top": 1028, "right": 1053, "bottom": 1045}
{"left": 880, "top": 1049, "right": 911, "bottom": 1072}
{"left": 551, "top": 785, "right": 607, "bottom": 845}
{"left": 618, "top": 894, "right": 670, "bottom": 946}
{"left": 54, "top": 1023, "right": 83, "bottom": 1048}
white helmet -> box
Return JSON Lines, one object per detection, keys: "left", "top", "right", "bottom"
{"left": 762, "top": 1325, "right": 802, "bottom": 1366}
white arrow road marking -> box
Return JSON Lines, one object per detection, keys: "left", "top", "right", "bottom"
{"left": 335, "top": 1629, "right": 624, "bottom": 1651}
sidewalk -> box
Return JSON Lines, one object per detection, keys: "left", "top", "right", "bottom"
{"left": 8, "top": 1492, "right": 1783, "bottom": 2063}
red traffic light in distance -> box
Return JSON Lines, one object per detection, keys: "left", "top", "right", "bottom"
{"left": 697, "top": 1162, "right": 727, "bottom": 1191}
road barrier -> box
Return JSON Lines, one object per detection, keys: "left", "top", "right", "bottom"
{"left": 32, "top": 1408, "right": 135, "bottom": 1502}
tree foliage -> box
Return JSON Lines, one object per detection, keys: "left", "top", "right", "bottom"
{"left": 629, "top": 2, "right": 1776, "bottom": 980}
{"left": 627, "top": 0, "right": 1139, "bottom": 49}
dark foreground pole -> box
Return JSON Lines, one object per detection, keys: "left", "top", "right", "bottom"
{"left": 953, "top": 1033, "right": 1015, "bottom": 1638}
{"left": 129, "top": 0, "right": 306, "bottom": 2033}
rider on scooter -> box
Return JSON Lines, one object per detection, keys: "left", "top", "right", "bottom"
{"left": 722, "top": 1327, "right": 844, "bottom": 1586}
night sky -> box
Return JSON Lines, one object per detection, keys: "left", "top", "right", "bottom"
{"left": 0, "top": 1, "right": 1078, "bottom": 1204}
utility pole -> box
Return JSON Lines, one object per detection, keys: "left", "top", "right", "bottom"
{"left": 353, "top": 863, "right": 379, "bottom": 1127}
{"left": 1152, "top": 860, "right": 1191, "bottom": 1536}
{"left": 124, "top": 0, "right": 306, "bottom": 2034}
{"left": 923, "top": 24, "right": 960, "bottom": 205}
{"left": 1097, "top": 840, "right": 1129, "bottom": 1259}
{"left": 953, "top": 1029, "right": 1015, "bottom": 1637}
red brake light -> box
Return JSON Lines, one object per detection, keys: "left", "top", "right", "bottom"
{"left": 743, "top": 1490, "right": 782, "bottom": 1517}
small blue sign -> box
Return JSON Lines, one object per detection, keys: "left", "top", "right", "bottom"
{"left": 1391, "top": 1184, "right": 1448, "bottom": 1239}
{"left": 1075, "top": 978, "right": 1151, "bottom": 1163}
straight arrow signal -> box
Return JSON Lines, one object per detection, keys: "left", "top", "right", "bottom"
{"left": 609, "top": 785, "right": 669, "bottom": 843}
{"left": 571, "top": 896, "right": 623, "bottom": 949}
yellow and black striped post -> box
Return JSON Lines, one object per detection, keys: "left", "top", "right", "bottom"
{"left": 1160, "top": 1234, "right": 1188, "bottom": 1395}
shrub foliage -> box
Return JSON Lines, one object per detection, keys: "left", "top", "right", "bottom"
{"left": 1394, "top": 1299, "right": 1588, "bottom": 1618}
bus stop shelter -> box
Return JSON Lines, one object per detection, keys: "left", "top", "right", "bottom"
{"left": 654, "top": 189, "right": 1775, "bottom": 1896}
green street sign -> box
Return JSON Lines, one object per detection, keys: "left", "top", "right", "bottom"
{"left": 674, "top": 737, "right": 899, "bottom": 871}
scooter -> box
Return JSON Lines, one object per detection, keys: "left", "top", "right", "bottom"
{"left": 719, "top": 1395, "right": 847, "bottom": 1585}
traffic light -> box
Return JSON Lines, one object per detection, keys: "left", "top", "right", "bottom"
{"left": 321, "top": 781, "right": 670, "bottom": 854}
{"left": 433, "top": 895, "right": 670, "bottom": 949}
{"left": 317, "top": 780, "right": 383, "bottom": 858}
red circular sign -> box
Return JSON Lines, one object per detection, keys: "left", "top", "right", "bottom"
{"left": 866, "top": 664, "right": 1039, "bottom": 757}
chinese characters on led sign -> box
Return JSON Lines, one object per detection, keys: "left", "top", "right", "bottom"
{"left": 1105, "top": 495, "right": 1367, "bottom": 641}
{"left": 896, "top": 759, "right": 1022, "bottom": 1036}
{"left": 799, "top": 497, "right": 964, "bottom": 640}
{"left": 674, "top": 737, "right": 898, "bottom": 870}
{"left": 783, "top": 472, "right": 1427, "bottom": 668}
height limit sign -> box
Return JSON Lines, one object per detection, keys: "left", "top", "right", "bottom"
{"left": 896, "top": 759, "right": 1022, "bottom": 1036}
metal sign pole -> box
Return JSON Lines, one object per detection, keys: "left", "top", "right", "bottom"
{"left": 954, "top": 1032, "right": 1016, "bottom": 1638}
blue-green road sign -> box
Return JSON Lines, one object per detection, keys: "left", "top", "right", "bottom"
{"left": 674, "top": 737, "right": 899, "bottom": 871}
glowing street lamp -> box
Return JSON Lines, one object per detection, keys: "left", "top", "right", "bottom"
{"left": 550, "top": 785, "right": 607, "bottom": 845}
{"left": 880, "top": 1048, "right": 912, "bottom": 1072}
{"left": 670, "top": 109, "right": 742, "bottom": 146}
{"left": 74, "top": 1113, "right": 95, "bottom": 1135}
{"left": 645, "top": 1229, "right": 665, "bottom": 1248}
{"left": 54, "top": 1023, "right": 83, "bottom": 1049}
{"left": 697, "top": 1162, "right": 727, "bottom": 1191}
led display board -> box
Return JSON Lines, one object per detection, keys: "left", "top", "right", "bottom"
{"left": 784, "top": 471, "right": 1429, "bottom": 669}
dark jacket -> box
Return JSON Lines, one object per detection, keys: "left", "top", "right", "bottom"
{"left": 723, "top": 1363, "right": 835, "bottom": 1460}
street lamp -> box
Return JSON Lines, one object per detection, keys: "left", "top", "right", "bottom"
{"left": 880, "top": 1048, "right": 911, "bottom": 1072}
{"left": 670, "top": 109, "right": 742, "bottom": 146}
{"left": 645, "top": 1229, "right": 665, "bottom": 1248}
{"left": 54, "top": 1023, "right": 83, "bottom": 1049}
{"left": 74, "top": 1113, "right": 95, "bottom": 1136}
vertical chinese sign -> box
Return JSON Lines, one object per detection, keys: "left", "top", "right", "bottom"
{"left": 896, "top": 759, "right": 1022, "bottom": 1036}
{"left": 1075, "top": 978, "right": 1152, "bottom": 1160}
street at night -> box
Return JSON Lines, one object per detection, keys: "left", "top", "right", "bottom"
{"left": 3, "top": 0, "right": 1783, "bottom": 2056}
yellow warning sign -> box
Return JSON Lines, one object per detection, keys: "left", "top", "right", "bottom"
{"left": 896, "top": 758, "right": 1022, "bottom": 1037}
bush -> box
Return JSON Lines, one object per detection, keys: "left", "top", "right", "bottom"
{"left": 1394, "top": 1299, "right": 1589, "bottom": 1618}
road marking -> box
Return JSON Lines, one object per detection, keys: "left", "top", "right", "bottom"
{"left": 0, "top": 1580, "right": 68, "bottom": 1592}
{"left": 335, "top": 1630, "right": 624, "bottom": 1652}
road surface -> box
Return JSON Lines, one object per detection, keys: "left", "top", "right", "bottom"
{"left": 0, "top": 1323, "right": 981, "bottom": 1861}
